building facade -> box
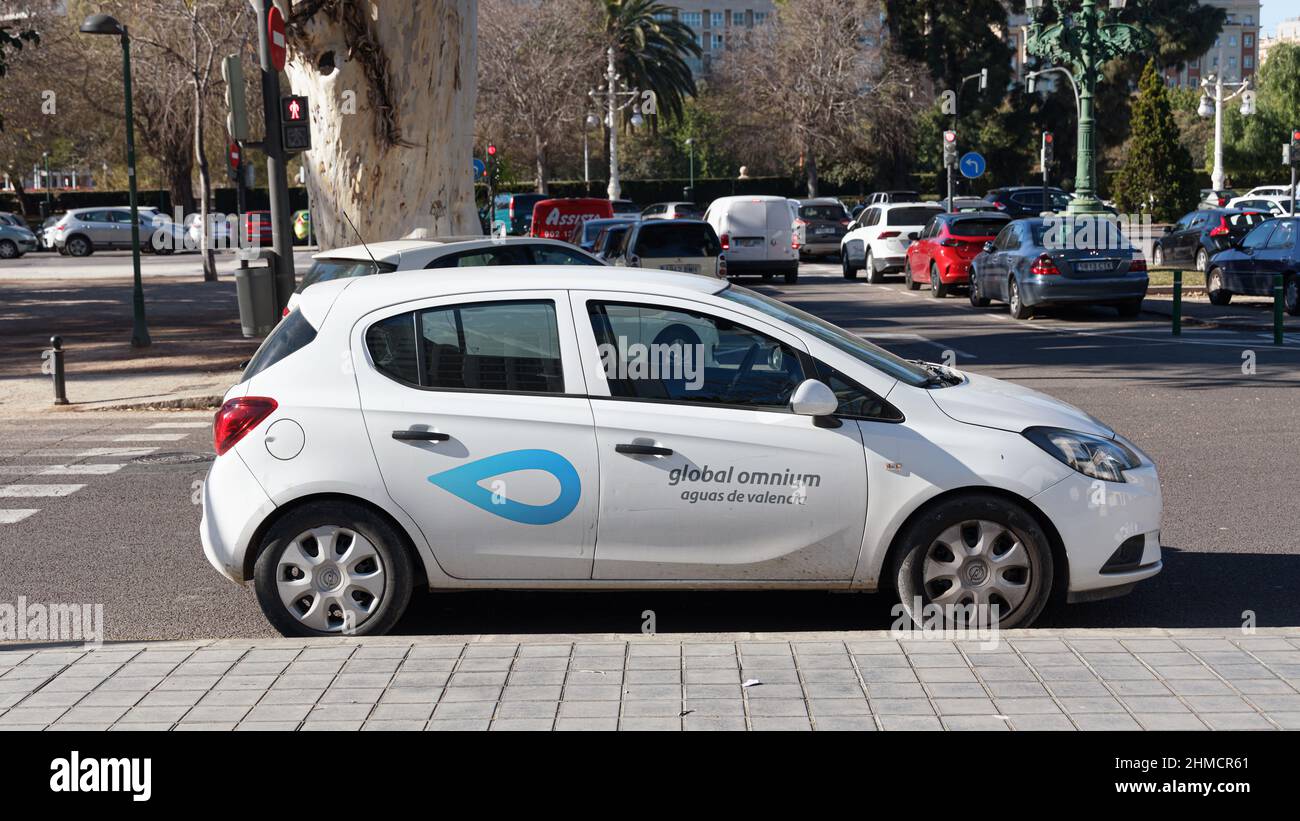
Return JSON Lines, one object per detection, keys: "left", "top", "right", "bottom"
{"left": 653, "top": 1, "right": 777, "bottom": 75}
{"left": 1258, "top": 17, "right": 1300, "bottom": 67}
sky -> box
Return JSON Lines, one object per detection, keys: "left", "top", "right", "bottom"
{"left": 1259, "top": 1, "right": 1294, "bottom": 37}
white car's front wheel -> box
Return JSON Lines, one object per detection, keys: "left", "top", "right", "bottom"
{"left": 892, "top": 494, "right": 1054, "bottom": 629}
{"left": 254, "top": 501, "right": 414, "bottom": 637}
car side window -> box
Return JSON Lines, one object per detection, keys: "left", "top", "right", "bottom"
{"left": 425, "top": 246, "right": 532, "bottom": 268}
{"left": 365, "top": 300, "right": 564, "bottom": 393}
{"left": 528, "top": 245, "right": 602, "bottom": 265}
{"left": 1265, "top": 221, "right": 1295, "bottom": 250}
{"left": 1240, "top": 223, "right": 1276, "bottom": 251}
{"left": 992, "top": 225, "right": 1012, "bottom": 250}
{"left": 587, "top": 301, "right": 805, "bottom": 409}
{"left": 812, "top": 361, "right": 902, "bottom": 421}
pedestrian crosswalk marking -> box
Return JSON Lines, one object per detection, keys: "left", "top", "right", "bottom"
{"left": 110, "top": 434, "right": 188, "bottom": 442}
{"left": 3, "top": 447, "right": 160, "bottom": 458}
{"left": 0, "top": 509, "right": 39, "bottom": 525}
{"left": 0, "top": 484, "right": 86, "bottom": 498}
{"left": 0, "top": 465, "right": 122, "bottom": 475}
{"left": 148, "top": 422, "right": 208, "bottom": 429}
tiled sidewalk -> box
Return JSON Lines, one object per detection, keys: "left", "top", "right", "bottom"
{"left": 1, "top": 629, "right": 1298, "bottom": 731}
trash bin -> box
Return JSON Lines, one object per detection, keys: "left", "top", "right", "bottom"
{"left": 233, "top": 248, "right": 279, "bottom": 338}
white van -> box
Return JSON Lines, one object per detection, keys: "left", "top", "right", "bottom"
{"left": 704, "top": 195, "right": 799, "bottom": 283}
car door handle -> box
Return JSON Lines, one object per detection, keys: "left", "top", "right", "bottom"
{"left": 392, "top": 430, "right": 450, "bottom": 442}
{"left": 615, "top": 443, "right": 673, "bottom": 456}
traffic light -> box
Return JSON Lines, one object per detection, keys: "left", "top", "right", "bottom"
{"left": 1042, "top": 131, "right": 1054, "bottom": 169}
{"left": 943, "top": 130, "right": 958, "bottom": 169}
{"left": 280, "top": 95, "right": 311, "bottom": 154}
{"left": 221, "top": 55, "right": 249, "bottom": 142}
{"left": 1289, "top": 129, "right": 1300, "bottom": 167}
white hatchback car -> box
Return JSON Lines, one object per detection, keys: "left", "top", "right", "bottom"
{"left": 841, "top": 202, "right": 945, "bottom": 283}
{"left": 201, "top": 267, "right": 1162, "bottom": 636}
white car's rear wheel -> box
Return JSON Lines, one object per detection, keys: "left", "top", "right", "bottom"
{"left": 254, "top": 501, "right": 413, "bottom": 637}
{"left": 893, "top": 494, "right": 1054, "bottom": 629}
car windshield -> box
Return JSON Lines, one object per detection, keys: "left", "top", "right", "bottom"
{"left": 719, "top": 286, "right": 933, "bottom": 387}
{"left": 297, "top": 257, "right": 397, "bottom": 293}
{"left": 799, "top": 204, "right": 848, "bottom": 221}
{"left": 948, "top": 218, "right": 1007, "bottom": 237}
{"left": 635, "top": 223, "right": 719, "bottom": 257}
{"left": 887, "top": 207, "right": 942, "bottom": 226}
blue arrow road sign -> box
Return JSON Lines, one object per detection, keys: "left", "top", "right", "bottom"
{"left": 473, "top": 158, "right": 486, "bottom": 179}
{"left": 960, "top": 152, "right": 986, "bottom": 179}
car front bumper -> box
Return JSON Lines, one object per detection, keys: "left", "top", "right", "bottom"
{"left": 1031, "top": 464, "right": 1163, "bottom": 598}
{"left": 1019, "top": 274, "right": 1149, "bottom": 306}
{"left": 200, "top": 452, "right": 277, "bottom": 584}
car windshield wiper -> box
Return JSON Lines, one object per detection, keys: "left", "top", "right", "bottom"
{"left": 910, "top": 360, "right": 961, "bottom": 388}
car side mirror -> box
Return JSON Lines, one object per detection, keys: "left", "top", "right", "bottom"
{"left": 982, "top": 241, "right": 995, "bottom": 253}
{"left": 790, "top": 378, "right": 839, "bottom": 424}
{"left": 907, "top": 231, "right": 919, "bottom": 241}
{"left": 1161, "top": 225, "right": 1172, "bottom": 234}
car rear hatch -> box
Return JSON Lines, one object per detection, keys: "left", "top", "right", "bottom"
{"left": 943, "top": 217, "right": 1006, "bottom": 262}
{"left": 633, "top": 222, "right": 721, "bottom": 277}
{"left": 1212, "top": 211, "right": 1269, "bottom": 250}
{"left": 796, "top": 204, "right": 849, "bottom": 245}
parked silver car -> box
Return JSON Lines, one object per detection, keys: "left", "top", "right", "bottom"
{"left": 0, "top": 217, "right": 39, "bottom": 259}
{"left": 52, "top": 206, "right": 184, "bottom": 256}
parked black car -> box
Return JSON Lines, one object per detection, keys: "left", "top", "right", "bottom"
{"left": 1205, "top": 217, "right": 1299, "bottom": 314}
{"left": 577, "top": 217, "right": 637, "bottom": 252}
{"left": 593, "top": 223, "right": 632, "bottom": 260}
{"left": 983, "top": 186, "right": 1071, "bottom": 218}
{"left": 969, "top": 217, "right": 1149, "bottom": 319}
{"left": 1153, "top": 208, "right": 1270, "bottom": 272}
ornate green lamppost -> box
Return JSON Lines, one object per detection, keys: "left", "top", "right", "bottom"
{"left": 1025, "top": 0, "right": 1153, "bottom": 214}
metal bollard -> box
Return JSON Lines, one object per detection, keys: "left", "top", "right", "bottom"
{"left": 49, "top": 335, "right": 69, "bottom": 405}
{"left": 1275, "top": 272, "right": 1285, "bottom": 346}
{"left": 1171, "top": 270, "right": 1182, "bottom": 337}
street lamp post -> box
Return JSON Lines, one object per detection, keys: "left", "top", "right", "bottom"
{"left": 685, "top": 138, "right": 695, "bottom": 198}
{"left": 1026, "top": 0, "right": 1153, "bottom": 215}
{"left": 80, "top": 12, "right": 149, "bottom": 348}
{"left": 1198, "top": 39, "right": 1254, "bottom": 192}
{"left": 584, "top": 112, "right": 600, "bottom": 194}
{"left": 589, "top": 47, "right": 644, "bottom": 201}
{"left": 42, "top": 151, "right": 51, "bottom": 213}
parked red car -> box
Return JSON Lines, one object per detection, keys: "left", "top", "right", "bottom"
{"left": 905, "top": 212, "right": 1011, "bottom": 297}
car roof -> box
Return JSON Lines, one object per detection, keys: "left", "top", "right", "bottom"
{"left": 881, "top": 201, "right": 942, "bottom": 210}
{"left": 710, "top": 195, "right": 790, "bottom": 205}
{"left": 312, "top": 236, "right": 578, "bottom": 265}
{"left": 308, "top": 264, "right": 728, "bottom": 324}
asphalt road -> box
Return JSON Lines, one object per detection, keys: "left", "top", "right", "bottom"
{"left": 2, "top": 262, "right": 1298, "bottom": 641}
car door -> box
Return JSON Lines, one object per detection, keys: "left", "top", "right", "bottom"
{"left": 1224, "top": 222, "right": 1275, "bottom": 294}
{"left": 981, "top": 224, "right": 1014, "bottom": 299}
{"left": 572, "top": 291, "right": 868, "bottom": 580}
{"left": 1255, "top": 219, "right": 1296, "bottom": 293}
{"left": 353, "top": 291, "right": 599, "bottom": 579}
{"left": 82, "top": 211, "right": 117, "bottom": 246}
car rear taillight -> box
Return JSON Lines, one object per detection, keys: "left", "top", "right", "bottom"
{"left": 282, "top": 306, "right": 290, "bottom": 317}
{"left": 793, "top": 218, "right": 808, "bottom": 227}
{"left": 1209, "top": 217, "right": 1230, "bottom": 237}
{"left": 879, "top": 231, "right": 900, "bottom": 239}
{"left": 719, "top": 233, "right": 730, "bottom": 250}
{"left": 1030, "top": 254, "right": 1060, "bottom": 275}
{"left": 1128, "top": 257, "right": 1147, "bottom": 273}
{"left": 791, "top": 235, "right": 800, "bottom": 249}
{"left": 839, "top": 219, "right": 851, "bottom": 226}
{"left": 213, "top": 397, "right": 278, "bottom": 456}
{"left": 56, "top": 224, "right": 65, "bottom": 232}
{"left": 991, "top": 201, "right": 1007, "bottom": 211}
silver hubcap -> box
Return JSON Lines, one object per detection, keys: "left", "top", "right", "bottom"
{"left": 1009, "top": 280, "right": 1020, "bottom": 311}
{"left": 1197, "top": 250, "right": 1207, "bottom": 270}
{"left": 276, "top": 526, "right": 386, "bottom": 633}
{"left": 922, "top": 520, "right": 1034, "bottom": 617}
{"left": 0, "top": 242, "right": 15, "bottom": 258}
{"left": 1211, "top": 271, "right": 1222, "bottom": 293}
{"left": 1154, "top": 248, "right": 1162, "bottom": 266}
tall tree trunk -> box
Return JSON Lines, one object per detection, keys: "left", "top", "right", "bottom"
{"left": 534, "top": 135, "right": 548, "bottom": 194}
{"left": 193, "top": 72, "right": 216, "bottom": 282}
{"left": 805, "top": 149, "right": 818, "bottom": 198}
{"left": 160, "top": 151, "right": 196, "bottom": 215}
{"left": 284, "top": 0, "right": 478, "bottom": 249}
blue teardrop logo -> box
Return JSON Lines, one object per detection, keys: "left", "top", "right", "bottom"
{"left": 427, "top": 449, "right": 581, "bottom": 525}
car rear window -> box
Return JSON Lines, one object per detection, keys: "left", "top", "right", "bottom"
{"left": 799, "top": 204, "right": 848, "bottom": 221}
{"left": 947, "top": 218, "right": 1007, "bottom": 237}
{"left": 297, "top": 258, "right": 397, "bottom": 293}
{"left": 634, "top": 223, "right": 720, "bottom": 257}
{"left": 242, "top": 310, "right": 318, "bottom": 381}
{"left": 1228, "top": 212, "right": 1269, "bottom": 228}
{"left": 887, "top": 207, "right": 942, "bottom": 226}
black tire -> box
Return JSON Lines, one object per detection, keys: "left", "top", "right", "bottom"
{"left": 841, "top": 252, "right": 857, "bottom": 279}
{"left": 891, "top": 493, "right": 1055, "bottom": 630}
{"left": 1206, "top": 267, "right": 1232, "bottom": 306}
{"left": 1008, "top": 276, "right": 1033, "bottom": 319}
{"left": 66, "top": 235, "right": 93, "bottom": 257}
{"left": 906, "top": 270, "right": 921, "bottom": 290}
{"left": 761, "top": 273, "right": 774, "bottom": 282}
{"left": 969, "top": 274, "right": 991, "bottom": 307}
{"left": 930, "top": 264, "right": 947, "bottom": 298}
{"left": 1116, "top": 298, "right": 1143, "bottom": 318}
{"left": 783, "top": 267, "right": 799, "bottom": 284}
{"left": 864, "top": 249, "right": 883, "bottom": 283}
{"left": 253, "top": 501, "right": 414, "bottom": 638}
{"left": 0, "top": 240, "right": 17, "bottom": 259}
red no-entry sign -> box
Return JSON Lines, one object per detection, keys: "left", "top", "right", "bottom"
{"left": 268, "top": 6, "right": 286, "bottom": 71}
{"left": 229, "top": 141, "right": 241, "bottom": 170}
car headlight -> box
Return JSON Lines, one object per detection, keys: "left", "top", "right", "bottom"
{"left": 1023, "top": 426, "right": 1140, "bottom": 483}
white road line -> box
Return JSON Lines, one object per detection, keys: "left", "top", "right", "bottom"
{"left": 0, "top": 448, "right": 158, "bottom": 458}
{"left": 0, "top": 484, "right": 85, "bottom": 498}
{"left": 147, "top": 422, "right": 208, "bottom": 429}
{"left": 0, "top": 509, "right": 39, "bottom": 524}
{"left": 40, "top": 464, "right": 124, "bottom": 476}
{"left": 111, "top": 434, "right": 188, "bottom": 442}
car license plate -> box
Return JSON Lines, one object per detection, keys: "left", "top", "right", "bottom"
{"left": 662, "top": 264, "right": 699, "bottom": 273}
{"left": 738, "top": 238, "right": 763, "bottom": 247}
{"left": 815, "top": 227, "right": 835, "bottom": 236}
{"left": 1077, "top": 259, "right": 1114, "bottom": 272}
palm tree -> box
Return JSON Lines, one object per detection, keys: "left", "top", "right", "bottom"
{"left": 600, "top": 0, "right": 701, "bottom": 125}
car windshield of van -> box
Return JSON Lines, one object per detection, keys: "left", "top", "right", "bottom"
{"left": 634, "top": 222, "right": 720, "bottom": 257}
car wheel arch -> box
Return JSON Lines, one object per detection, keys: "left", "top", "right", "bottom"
{"left": 242, "top": 491, "right": 431, "bottom": 589}
{"left": 876, "top": 485, "right": 1068, "bottom": 605}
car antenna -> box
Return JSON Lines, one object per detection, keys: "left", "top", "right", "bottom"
{"left": 342, "top": 211, "right": 382, "bottom": 271}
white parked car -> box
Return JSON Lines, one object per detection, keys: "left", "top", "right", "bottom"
{"left": 1226, "top": 195, "right": 1294, "bottom": 216}
{"left": 840, "top": 202, "right": 945, "bottom": 282}
{"left": 703, "top": 195, "right": 799, "bottom": 283}
{"left": 284, "top": 236, "right": 605, "bottom": 315}
{"left": 201, "top": 266, "right": 1163, "bottom": 636}
{"left": 1243, "top": 185, "right": 1297, "bottom": 199}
